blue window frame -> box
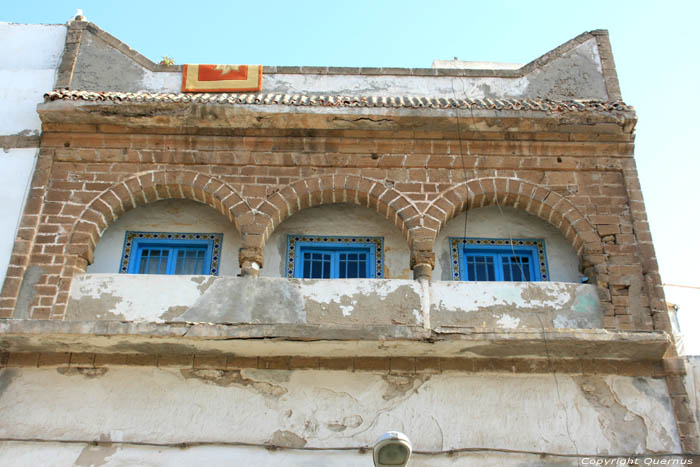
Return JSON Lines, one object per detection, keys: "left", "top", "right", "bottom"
{"left": 286, "top": 235, "right": 384, "bottom": 279}
{"left": 120, "top": 231, "right": 222, "bottom": 275}
{"left": 449, "top": 237, "right": 549, "bottom": 282}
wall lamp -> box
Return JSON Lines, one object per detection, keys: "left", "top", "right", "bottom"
{"left": 373, "top": 431, "right": 412, "bottom": 466}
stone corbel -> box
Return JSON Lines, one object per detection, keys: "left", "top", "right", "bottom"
{"left": 239, "top": 247, "right": 264, "bottom": 277}
{"left": 410, "top": 250, "right": 435, "bottom": 281}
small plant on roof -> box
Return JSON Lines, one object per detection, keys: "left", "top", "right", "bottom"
{"left": 159, "top": 56, "right": 175, "bottom": 66}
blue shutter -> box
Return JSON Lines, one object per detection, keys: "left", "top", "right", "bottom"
{"left": 124, "top": 232, "right": 221, "bottom": 275}
{"left": 454, "top": 240, "right": 544, "bottom": 282}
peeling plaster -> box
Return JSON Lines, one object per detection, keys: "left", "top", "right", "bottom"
{"left": 57, "top": 367, "right": 109, "bottom": 379}
{"left": 381, "top": 374, "right": 430, "bottom": 401}
{"left": 612, "top": 377, "right": 680, "bottom": 453}
{"left": 327, "top": 415, "right": 363, "bottom": 432}
{"left": 496, "top": 314, "right": 521, "bottom": 329}
{"left": 65, "top": 274, "right": 602, "bottom": 331}
{"left": 68, "top": 274, "right": 207, "bottom": 322}
{"left": 180, "top": 369, "right": 288, "bottom": 398}
{"left": 269, "top": 430, "right": 307, "bottom": 448}
{"left": 14, "top": 265, "right": 44, "bottom": 319}
{"left": 0, "top": 369, "right": 18, "bottom": 400}
{"left": 304, "top": 279, "right": 422, "bottom": 325}
{"left": 0, "top": 368, "right": 682, "bottom": 455}
{"left": 262, "top": 73, "right": 532, "bottom": 99}
{"left": 191, "top": 275, "right": 216, "bottom": 294}
{"left": 177, "top": 277, "right": 306, "bottom": 324}
{"left": 431, "top": 281, "right": 601, "bottom": 329}
{"left": 573, "top": 376, "right": 677, "bottom": 454}
{"left": 74, "top": 442, "right": 117, "bottom": 467}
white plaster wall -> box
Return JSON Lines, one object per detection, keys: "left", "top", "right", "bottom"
{"left": 263, "top": 204, "right": 411, "bottom": 279}
{"left": 434, "top": 206, "right": 582, "bottom": 282}
{"left": 87, "top": 199, "right": 241, "bottom": 276}
{"left": 0, "top": 23, "right": 66, "bottom": 289}
{"left": 0, "top": 367, "right": 681, "bottom": 460}
{"left": 0, "top": 149, "right": 38, "bottom": 289}
{"left": 0, "top": 23, "right": 66, "bottom": 134}
{"left": 146, "top": 39, "right": 604, "bottom": 101}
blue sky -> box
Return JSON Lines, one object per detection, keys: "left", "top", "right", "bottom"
{"left": 5, "top": 1, "right": 700, "bottom": 351}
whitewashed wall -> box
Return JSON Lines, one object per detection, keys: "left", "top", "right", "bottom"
{"left": 87, "top": 199, "right": 242, "bottom": 276}
{"left": 0, "top": 23, "right": 66, "bottom": 288}
{"left": 0, "top": 367, "right": 682, "bottom": 466}
{"left": 434, "top": 206, "right": 582, "bottom": 282}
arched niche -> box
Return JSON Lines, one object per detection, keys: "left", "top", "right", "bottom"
{"left": 434, "top": 206, "right": 582, "bottom": 282}
{"left": 87, "top": 199, "right": 242, "bottom": 276}
{"left": 262, "top": 203, "right": 411, "bottom": 279}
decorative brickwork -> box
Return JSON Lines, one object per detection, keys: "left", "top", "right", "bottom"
{"left": 0, "top": 116, "right": 662, "bottom": 331}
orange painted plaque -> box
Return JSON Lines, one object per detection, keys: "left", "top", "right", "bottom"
{"left": 182, "top": 64, "right": 262, "bottom": 92}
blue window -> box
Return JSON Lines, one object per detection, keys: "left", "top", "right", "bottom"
{"left": 450, "top": 237, "right": 548, "bottom": 282}
{"left": 286, "top": 235, "right": 384, "bottom": 279}
{"left": 120, "top": 231, "right": 222, "bottom": 275}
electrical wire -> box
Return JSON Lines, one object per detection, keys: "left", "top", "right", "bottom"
{"left": 450, "top": 79, "right": 470, "bottom": 238}
{"left": 449, "top": 74, "right": 580, "bottom": 457}
{"left": 0, "top": 437, "right": 691, "bottom": 458}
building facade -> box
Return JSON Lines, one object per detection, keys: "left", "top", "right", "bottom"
{"left": 0, "top": 17, "right": 697, "bottom": 465}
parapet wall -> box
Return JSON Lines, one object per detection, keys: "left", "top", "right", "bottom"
{"left": 61, "top": 21, "right": 619, "bottom": 101}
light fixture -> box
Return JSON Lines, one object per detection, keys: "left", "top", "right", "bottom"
{"left": 373, "top": 431, "right": 412, "bottom": 466}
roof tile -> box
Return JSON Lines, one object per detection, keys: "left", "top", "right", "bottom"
{"left": 43, "top": 89, "right": 633, "bottom": 113}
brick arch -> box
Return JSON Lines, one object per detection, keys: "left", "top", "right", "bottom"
{"left": 423, "top": 177, "right": 600, "bottom": 256}
{"left": 252, "top": 174, "right": 421, "bottom": 245}
{"left": 68, "top": 170, "right": 251, "bottom": 264}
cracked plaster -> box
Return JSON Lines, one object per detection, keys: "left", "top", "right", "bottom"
{"left": 0, "top": 367, "right": 681, "bottom": 456}
{"left": 66, "top": 273, "right": 601, "bottom": 330}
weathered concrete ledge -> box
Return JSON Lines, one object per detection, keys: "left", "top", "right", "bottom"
{"left": 0, "top": 319, "right": 670, "bottom": 359}
{"left": 66, "top": 275, "right": 603, "bottom": 330}
{"left": 37, "top": 100, "right": 635, "bottom": 136}
{"left": 0, "top": 275, "right": 663, "bottom": 358}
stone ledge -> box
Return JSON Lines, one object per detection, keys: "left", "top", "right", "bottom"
{"left": 0, "top": 351, "right": 666, "bottom": 376}
{"left": 0, "top": 319, "right": 671, "bottom": 360}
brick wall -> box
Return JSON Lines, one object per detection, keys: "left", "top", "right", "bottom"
{"left": 0, "top": 118, "right": 667, "bottom": 334}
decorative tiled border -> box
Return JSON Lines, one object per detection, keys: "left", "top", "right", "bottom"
{"left": 119, "top": 231, "right": 223, "bottom": 275}
{"left": 449, "top": 237, "right": 549, "bottom": 281}
{"left": 286, "top": 235, "right": 384, "bottom": 278}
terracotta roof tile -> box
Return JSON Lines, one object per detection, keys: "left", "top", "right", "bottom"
{"left": 44, "top": 89, "right": 633, "bottom": 113}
